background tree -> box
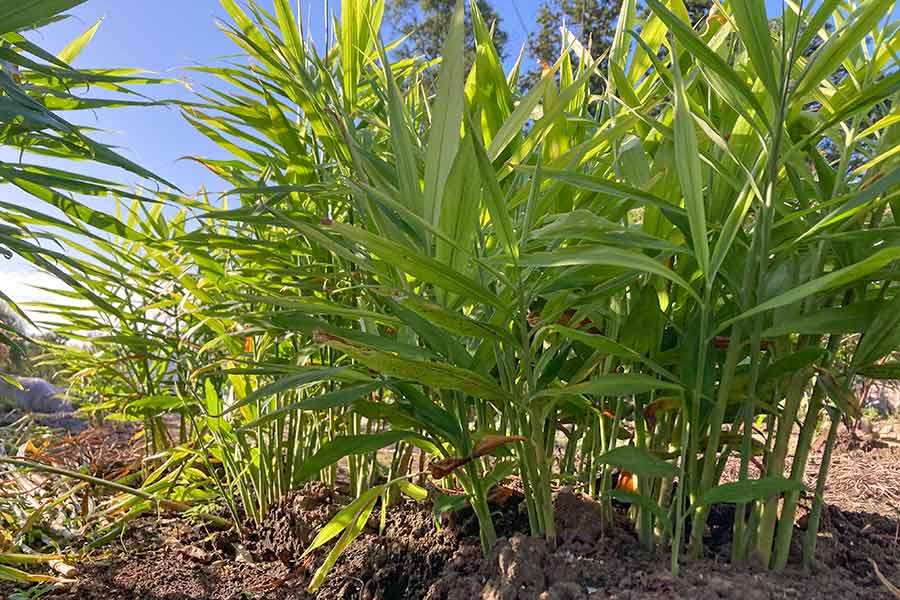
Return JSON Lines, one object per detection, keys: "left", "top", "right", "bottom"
{"left": 527, "top": 0, "right": 711, "bottom": 84}
{"left": 0, "top": 303, "right": 62, "bottom": 380}
{"left": 682, "top": 0, "right": 712, "bottom": 25}
{"left": 0, "top": 303, "right": 26, "bottom": 374}
{"left": 387, "top": 0, "right": 509, "bottom": 77}
{"left": 528, "top": 0, "right": 617, "bottom": 70}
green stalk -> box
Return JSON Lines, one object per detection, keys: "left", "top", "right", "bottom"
{"left": 561, "top": 423, "right": 579, "bottom": 474}
{"left": 634, "top": 393, "right": 653, "bottom": 548}
{"left": 584, "top": 416, "right": 599, "bottom": 496}
{"left": 530, "top": 406, "right": 557, "bottom": 548}
{"left": 453, "top": 391, "right": 496, "bottom": 553}
{"left": 690, "top": 321, "right": 743, "bottom": 556}
{"left": 756, "top": 372, "right": 807, "bottom": 566}
{"left": 803, "top": 410, "right": 839, "bottom": 567}
{"left": 517, "top": 439, "right": 540, "bottom": 533}
{"left": 771, "top": 386, "right": 823, "bottom": 568}
{"left": 653, "top": 412, "right": 674, "bottom": 545}
{"left": 187, "top": 412, "right": 243, "bottom": 534}
{"left": 465, "top": 460, "right": 497, "bottom": 553}
{"left": 772, "top": 313, "right": 846, "bottom": 568}
{"left": 677, "top": 292, "right": 711, "bottom": 567}
{"left": 671, "top": 410, "right": 690, "bottom": 576}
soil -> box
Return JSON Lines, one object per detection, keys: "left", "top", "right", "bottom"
{"left": 40, "top": 489, "right": 899, "bottom": 600}
{"left": 14, "top": 420, "right": 900, "bottom": 599}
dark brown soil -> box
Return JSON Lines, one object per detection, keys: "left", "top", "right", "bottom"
{"left": 40, "top": 483, "right": 899, "bottom": 600}
{"left": 13, "top": 417, "right": 897, "bottom": 600}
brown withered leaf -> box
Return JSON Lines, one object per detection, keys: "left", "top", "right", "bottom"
{"left": 643, "top": 397, "right": 681, "bottom": 425}
{"left": 871, "top": 559, "right": 900, "bottom": 599}
{"left": 428, "top": 457, "right": 471, "bottom": 479}
{"left": 487, "top": 485, "right": 515, "bottom": 506}
{"left": 472, "top": 435, "right": 527, "bottom": 458}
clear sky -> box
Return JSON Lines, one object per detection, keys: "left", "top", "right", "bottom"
{"left": 12, "top": 0, "right": 791, "bottom": 192}
{"left": 0, "top": 0, "right": 815, "bottom": 310}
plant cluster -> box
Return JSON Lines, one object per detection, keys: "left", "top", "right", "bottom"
{"left": 3, "top": 0, "right": 900, "bottom": 591}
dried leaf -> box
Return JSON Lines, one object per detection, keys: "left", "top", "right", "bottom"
{"left": 428, "top": 457, "right": 471, "bottom": 479}
{"left": 486, "top": 485, "right": 516, "bottom": 506}
{"left": 472, "top": 435, "right": 527, "bottom": 458}
{"left": 871, "top": 559, "right": 900, "bottom": 599}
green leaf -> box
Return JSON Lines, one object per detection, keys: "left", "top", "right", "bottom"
{"left": 468, "top": 114, "right": 518, "bottom": 259}
{"left": 387, "top": 290, "right": 510, "bottom": 342}
{"left": 795, "top": 0, "right": 895, "bottom": 98}
{"left": 523, "top": 167, "right": 691, "bottom": 234}
{"left": 644, "top": 0, "right": 768, "bottom": 133}
{"left": 541, "top": 324, "right": 677, "bottom": 382}
{"left": 520, "top": 246, "right": 700, "bottom": 302}
{"left": 57, "top": 17, "right": 101, "bottom": 64}
{"left": 710, "top": 188, "right": 754, "bottom": 284}
{"left": 295, "top": 432, "right": 416, "bottom": 483}
{"left": 262, "top": 87, "right": 302, "bottom": 157}
{"left": 432, "top": 493, "right": 468, "bottom": 523}
{"left": 487, "top": 72, "right": 552, "bottom": 161}
{"left": 857, "top": 362, "right": 900, "bottom": 380}
{"left": 508, "top": 55, "right": 597, "bottom": 166}
{"left": 221, "top": 368, "right": 366, "bottom": 416}
{"left": 375, "top": 35, "right": 422, "bottom": 217}
{"left": 0, "top": 563, "right": 59, "bottom": 583}
{"left": 762, "top": 348, "right": 824, "bottom": 383}
{"left": 328, "top": 222, "right": 505, "bottom": 309}
{"left": 595, "top": 445, "right": 679, "bottom": 479}
{"left": 237, "top": 383, "right": 382, "bottom": 431}
{"left": 798, "top": 168, "right": 900, "bottom": 242}
{"left": 390, "top": 381, "right": 464, "bottom": 447}
{"left": 395, "top": 480, "right": 428, "bottom": 502}
{"left": 719, "top": 247, "right": 900, "bottom": 332}
{"left": 815, "top": 370, "right": 861, "bottom": 420}
{"left": 387, "top": 299, "right": 473, "bottom": 367}
{"left": 730, "top": 0, "right": 778, "bottom": 94}
{"left": 794, "top": 0, "right": 841, "bottom": 56}
{"left": 786, "top": 71, "right": 900, "bottom": 164}
{"left": 534, "top": 374, "right": 682, "bottom": 401}
{"left": 1, "top": 185, "right": 146, "bottom": 242}
{"left": 318, "top": 333, "right": 508, "bottom": 404}
{"left": 204, "top": 380, "right": 226, "bottom": 433}
{"left": 435, "top": 130, "right": 480, "bottom": 277}
{"left": 694, "top": 478, "right": 804, "bottom": 507}
{"left": 301, "top": 485, "right": 386, "bottom": 558}
{"left": 0, "top": 0, "right": 84, "bottom": 34}
{"left": 239, "top": 294, "right": 401, "bottom": 326}
{"left": 423, "top": 0, "right": 465, "bottom": 227}
{"left": 762, "top": 302, "right": 878, "bottom": 336}
{"left": 306, "top": 486, "right": 382, "bottom": 592}
{"left": 627, "top": 0, "right": 689, "bottom": 85}
{"left": 273, "top": 0, "right": 304, "bottom": 61}
{"left": 671, "top": 42, "right": 709, "bottom": 277}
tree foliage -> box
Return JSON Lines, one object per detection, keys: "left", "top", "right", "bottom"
{"left": 528, "top": 0, "right": 711, "bottom": 82}
{"left": 387, "top": 0, "right": 509, "bottom": 74}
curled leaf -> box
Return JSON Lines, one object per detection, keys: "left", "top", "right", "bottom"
{"left": 429, "top": 457, "right": 471, "bottom": 479}
{"left": 487, "top": 485, "right": 516, "bottom": 506}
{"left": 473, "top": 434, "right": 527, "bottom": 458}
{"left": 815, "top": 368, "right": 861, "bottom": 419}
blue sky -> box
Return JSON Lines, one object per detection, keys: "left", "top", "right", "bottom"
{"left": 0, "top": 0, "right": 799, "bottom": 308}
{"left": 12, "top": 0, "right": 788, "bottom": 193}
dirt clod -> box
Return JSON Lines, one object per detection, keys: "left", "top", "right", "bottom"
{"left": 38, "top": 421, "right": 900, "bottom": 599}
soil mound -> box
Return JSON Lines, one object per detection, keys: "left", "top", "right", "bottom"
{"left": 47, "top": 488, "right": 899, "bottom": 599}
